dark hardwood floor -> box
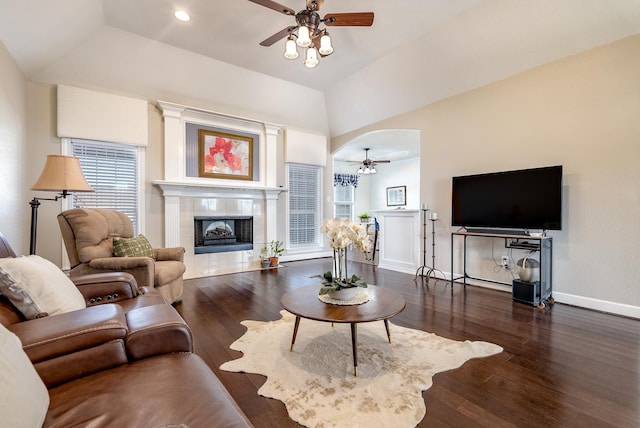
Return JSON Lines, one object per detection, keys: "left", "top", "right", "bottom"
{"left": 174, "top": 258, "right": 640, "bottom": 428}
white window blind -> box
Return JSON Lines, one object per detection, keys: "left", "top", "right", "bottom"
{"left": 334, "top": 185, "right": 354, "bottom": 219}
{"left": 288, "top": 164, "right": 321, "bottom": 247}
{"left": 70, "top": 139, "right": 140, "bottom": 233}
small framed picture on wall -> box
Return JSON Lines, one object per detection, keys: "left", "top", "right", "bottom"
{"left": 386, "top": 185, "right": 407, "bottom": 206}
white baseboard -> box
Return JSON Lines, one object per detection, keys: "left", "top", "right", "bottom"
{"left": 447, "top": 270, "right": 640, "bottom": 319}
{"left": 552, "top": 292, "right": 640, "bottom": 319}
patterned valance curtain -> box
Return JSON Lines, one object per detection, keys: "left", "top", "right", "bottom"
{"left": 334, "top": 173, "right": 359, "bottom": 188}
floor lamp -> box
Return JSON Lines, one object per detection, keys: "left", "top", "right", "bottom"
{"left": 30, "top": 155, "right": 94, "bottom": 255}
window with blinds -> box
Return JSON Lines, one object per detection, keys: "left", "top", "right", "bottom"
{"left": 334, "top": 184, "right": 354, "bottom": 219}
{"left": 70, "top": 139, "right": 140, "bottom": 233}
{"left": 288, "top": 163, "right": 321, "bottom": 248}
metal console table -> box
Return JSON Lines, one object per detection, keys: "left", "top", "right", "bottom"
{"left": 450, "top": 230, "right": 553, "bottom": 307}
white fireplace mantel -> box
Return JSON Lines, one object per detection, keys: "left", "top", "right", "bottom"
{"left": 153, "top": 180, "right": 286, "bottom": 200}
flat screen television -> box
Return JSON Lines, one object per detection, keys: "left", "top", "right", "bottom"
{"left": 452, "top": 165, "right": 562, "bottom": 232}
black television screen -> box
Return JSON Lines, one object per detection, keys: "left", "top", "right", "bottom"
{"left": 452, "top": 165, "right": 563, "bottom": 231}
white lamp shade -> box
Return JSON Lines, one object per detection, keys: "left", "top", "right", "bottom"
{"left": 318, "top": 34, "right": 333, "bottom": 55}
{"left": 284, "top": 38, "right": 299, "bottom": 59}
{"left": 304, "top": 47, "right": 319, "bottom": 68}
{"left": 31, "top": 155, "right": 93, "bottom": 192}
{"left": 297, "top": 26, "right": 311, "bottom": 47}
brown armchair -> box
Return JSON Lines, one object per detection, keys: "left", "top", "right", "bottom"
{"left": 58, "top": 208, "right": 185, "bottom": 303}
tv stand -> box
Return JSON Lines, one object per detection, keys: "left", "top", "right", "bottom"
{"left": 450, "top": 231, "right": 553, "bottom": 308}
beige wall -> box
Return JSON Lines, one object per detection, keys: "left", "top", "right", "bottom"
{"left": 26, "top": 83, "right": 65, "bottom": 263}
{"left": 0, "top": 42, "right": 28, "bottom": 253}
{"left": 333, "top": 34, "right": 640, "bottom": 315}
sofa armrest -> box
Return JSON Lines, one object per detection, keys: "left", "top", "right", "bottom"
{"left": 9, "top": 304, "right": 129, "bottom": 387}
{"left": 9, "top": 304, "right": 128, "bottom": 363}
{"left": 154, "top": 247, "right": 185, "bottom": 262}
{"left": 125, "top": 304, "right": 193, "bottom": 360}
{"left": 71, "top": 272, "right": 139, "bottom": 305}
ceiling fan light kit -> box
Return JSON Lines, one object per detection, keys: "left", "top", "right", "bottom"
{"left": 250, "top": 0, "right": 373, "bottom": 68}
{"left": 318, "top": 34, "right": 333, "bottom": 55}
{"left": 304, "top": 47, "right": 319, "bottom": 68}
{"left": 358, "top": 165, "right": 376, "bottom": 175}
{"left": 356, "top": 148, "right": 389, "bottom": 175}
{"left": 296, "top": 25, "right": 312, "bottom": 47}
{"left": 284, "top": 36, "right": 299, "bottom": 59}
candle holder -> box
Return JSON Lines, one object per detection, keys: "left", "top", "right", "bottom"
{"left": 414, "top": 209, "right": 445, "bottom": 283}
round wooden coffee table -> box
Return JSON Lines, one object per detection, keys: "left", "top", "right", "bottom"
{"left": 281, "top": 285, "right": 406, "bottom": 376}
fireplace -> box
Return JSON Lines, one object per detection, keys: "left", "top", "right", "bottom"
{"left": 194, "top": 216, "right": 253, "bottom": 254}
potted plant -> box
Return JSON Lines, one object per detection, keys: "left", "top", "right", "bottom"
{"left": 268, "top": 240, "right": 284, "bottom": 266}
{"left": 259, "top": 246, "right": 271, "bottom": 268}
{"left": 358, "top": 212, "right": 371, "bottom": 223}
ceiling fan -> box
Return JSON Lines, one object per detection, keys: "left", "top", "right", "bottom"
{"left": 248, "top": 0, "right": 374, "bottom": 68}
{"left": 354, "top": 148, "right": 390, "bottom": 174}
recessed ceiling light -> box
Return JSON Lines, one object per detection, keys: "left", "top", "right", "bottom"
{"left": 174, "top": 10, "right": 191, "bottom": 22}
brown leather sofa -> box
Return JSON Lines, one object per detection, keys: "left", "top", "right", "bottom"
{"left": 0, "top": 233, "right": 252, "bottom": 427}
{"left": 58, "top": 208, "right": 186, "bottom": 303}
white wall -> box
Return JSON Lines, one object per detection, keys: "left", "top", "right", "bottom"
{"left": 332, "top": 34, "right": 640, "bottom": 318}
{"left": 0, "top": 42, "right": 28, "bottom": 253}
{"left": 368, "top": 159, "right": 421, "bottom": 212}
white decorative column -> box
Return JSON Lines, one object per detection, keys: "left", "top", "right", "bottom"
{"left": 159, "top": 191, "right": 182, "bottom": 249}
{"left": 264, "top": 124, "right": 280, "bottom": 188}
{"left": 264, "top": 123, "right": 281, "bottom": 242}
{"left": 156, "top": 101, "right": 187, "bottom": 246}
{"left": 156, "top": 101, "right": 186, "bottom": 181}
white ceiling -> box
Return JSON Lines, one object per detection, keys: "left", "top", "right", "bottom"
{"left": 100, "top": 0, "right": 480, "bottom": 91}
{"left": 332, "top": 129, "right": 420, "bottom": 163}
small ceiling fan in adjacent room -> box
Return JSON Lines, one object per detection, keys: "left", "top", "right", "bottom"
{"left": 355, "top": 148, "right": 390, "bottom": 174}
{"left": 248, "top": 0, "right": 374, "bottom": 68}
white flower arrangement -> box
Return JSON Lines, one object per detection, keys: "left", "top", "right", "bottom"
{"left": 313, "top": 218, "right": 372, "bottom": 295}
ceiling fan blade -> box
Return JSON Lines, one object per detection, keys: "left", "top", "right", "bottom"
{"left": 306, "top": 0, "right": 324, "bottom": 11}
{"left": 323, "top": 12, "right": 374, "bottom": 27}
{"left": 259, "top": 26, "right": 298, "bottom": 47}
{"left": 248, "top": 0, "right": 295, "bottom": 16}
{"left": 373, "top": 160, "right": 391, "bottom": 163}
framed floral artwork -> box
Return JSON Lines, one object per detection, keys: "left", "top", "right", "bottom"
{"left": 198, "top": 129, "right": 253, "bottom": 180}
{"left": 386, "top": 185, "right": 406, "bottom": 206}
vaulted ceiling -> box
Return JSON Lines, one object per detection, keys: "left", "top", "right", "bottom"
{"left": 1, "top": 0, "right": 639, "bottom": 138}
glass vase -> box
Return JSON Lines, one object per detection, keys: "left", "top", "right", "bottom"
{"left": 333, "top": 247, "right": 348, "bottom": 284}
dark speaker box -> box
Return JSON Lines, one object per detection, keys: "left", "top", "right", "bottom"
{"left": 512, "top": 279, "right": 541, "bottom": 306}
